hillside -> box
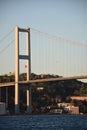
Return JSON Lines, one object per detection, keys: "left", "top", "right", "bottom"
{"left": 0, "top": 73, "right": 87, "bottom": 114}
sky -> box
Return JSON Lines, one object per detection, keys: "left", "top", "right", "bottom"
{"left": 0, "top": 0, "right": 87, "bottom": 42}
{"left": 0, "top": 0, "right": 87, "bottom": 81}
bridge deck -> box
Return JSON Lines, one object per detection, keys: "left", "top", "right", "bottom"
{"left": 0, "top": 75, "right": 87, "bottom": 87}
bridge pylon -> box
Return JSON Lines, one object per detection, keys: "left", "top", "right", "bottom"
{"left": 15, "top": 26, "right": 32, "bottom": 114}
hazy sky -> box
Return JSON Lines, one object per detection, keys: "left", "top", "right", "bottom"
{"left": 0, "top": 0, "right": 87, "bottom": 81}
{"left": 0, "top": 0, "right": 87, "bottom": 42}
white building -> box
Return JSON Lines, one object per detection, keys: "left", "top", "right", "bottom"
{"left": 58, "top": 102, "right": 72, "bottom": 108}
{"left": 65, "top": 106, "right": 79, "bottom": 114}
{"left": 58, "top": 102, "right": 79, "bottom": 114}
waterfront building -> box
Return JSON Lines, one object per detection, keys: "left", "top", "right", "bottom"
{"left": 70, "top": 96, "right": 87, "bottom": 101}
{"left": 65, "top": 106, "right": 79, "bottom": 114}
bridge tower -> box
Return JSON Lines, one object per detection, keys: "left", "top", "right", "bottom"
{"left": 15, "top": 26, "right": 32, "bottom": 114}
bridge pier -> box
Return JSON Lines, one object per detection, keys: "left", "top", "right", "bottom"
{"left": 6, "top": 87, "right": 8, "bottom": 109}
{"left": 15, "top": 83, "right": 19, "bottom": 114}
{"left": 26, "top": 87, "right": 32, "bottom": 114}
{"left": 0, "top": 88, "right": 1, "bottom": 102}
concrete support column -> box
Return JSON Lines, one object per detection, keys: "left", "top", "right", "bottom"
{"left": 6, "top": 87, "right": 8, "bottom": 109}
{"left": 26, "top": 30, "right": 31, "bottom": 81}
{"left": 0, "top": 88, "right": 1, "bottom": 102}
{"left": 27, "top": 87, "right": 32, "bottom": 113}
{"left": 15, "top": 83, "right": 19, "bottom": 113}
{"left": 26, "top": 29, "right": 32, "bottom": 114}
{"left": 15, "top": 26, "right": 19, "bottom": 114}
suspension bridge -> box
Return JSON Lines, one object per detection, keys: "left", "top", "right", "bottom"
{"left": 0, "top": 26, "right": 87, "bottom": 114}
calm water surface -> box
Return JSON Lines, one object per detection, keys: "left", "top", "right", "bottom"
{"left": 0, "top": 115, "right": 87, "bottom": 130}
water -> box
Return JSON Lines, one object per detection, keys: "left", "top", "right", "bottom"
{"left": 0, "top": 115, "right": 87, "bottom": 130}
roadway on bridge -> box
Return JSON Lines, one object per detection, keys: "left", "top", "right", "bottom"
{"left": 0, "top": 75, "right": 87, "bottom": 87}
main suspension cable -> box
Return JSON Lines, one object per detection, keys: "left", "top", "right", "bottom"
{"left": 31, "top": 28, "right": 87, "bottom": 48}
{"left": 0, "top": 39, "right": 14, "bottom": 54}
{"left": 0, "top": 28, "right": 14, "bottom": 45}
